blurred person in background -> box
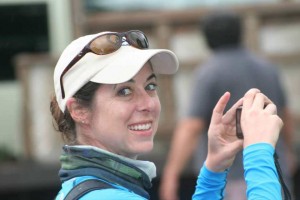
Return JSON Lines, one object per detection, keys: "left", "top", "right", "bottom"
{"left": 159, "top": 11, "right": 297, "bottom": 200}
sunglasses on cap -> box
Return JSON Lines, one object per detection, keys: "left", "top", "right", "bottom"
{"left": 59, "top": 30, "right": 149, "bottom": 99}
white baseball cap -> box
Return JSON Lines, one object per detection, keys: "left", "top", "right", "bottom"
{"left": 54, "top": 31, "right": 179, "bottom": 112}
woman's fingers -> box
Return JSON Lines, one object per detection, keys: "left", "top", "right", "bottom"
{"left": 252, "top": 92, "right": 265, "bottom": 109}
{"left": 252, "top": 92, "right": 274, "bottom": 109}
{"left": 242, "top": 88, "right": 261, "bottom": 110}
{"left": 241, "top": 89, "right": 283, "bottom": 148}
{"left": 264, "top": 103, "right": 277, "bottom": 115}
{"left": 243, "top": 88, "right": 274, "bottom": 110}
{"left": 222, "top": 98, "right": 243, "bottom": 124}
{"left": 211, "top": 92, "right": 231, "bottom": 124}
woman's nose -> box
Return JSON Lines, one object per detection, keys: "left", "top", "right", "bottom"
{"left": 136, "top": 91, "right": 156, "bottom": 112}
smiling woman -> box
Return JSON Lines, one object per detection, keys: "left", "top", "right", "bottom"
{"left": 50, "top": 30, "right": 286, "bottom": 200}
{"left": 50, "top": 30, "right": 179, "bottom": 199}
{"left": 71, "top": 63, "right": 161, "bottom": 158}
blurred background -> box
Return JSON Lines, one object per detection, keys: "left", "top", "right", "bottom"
{"left": 0, "top": 0, "right": 300, "bottom": 199}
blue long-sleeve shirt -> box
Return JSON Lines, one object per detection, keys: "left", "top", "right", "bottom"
{"left": 192, "top": 143, "right": 281, "bottom": 200}
{"left": 57, "top": 143, "right": 281, "bottom": 199}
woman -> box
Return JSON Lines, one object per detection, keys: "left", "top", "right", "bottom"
{"left": 52, "top": 30, "right": 178, "bottom": 200}
{"left": 51, "top": 30, "right": 283, "bottom": 199}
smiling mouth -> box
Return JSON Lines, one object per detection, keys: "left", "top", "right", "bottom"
{"left": 128, "top": 123, "right": 151, "bottom": 131}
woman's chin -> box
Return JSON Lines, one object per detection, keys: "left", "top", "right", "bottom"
{"left": 131, "top": 142, "right": 154, "bottom": 157}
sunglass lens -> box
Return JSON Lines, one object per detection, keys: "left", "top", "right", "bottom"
{"left": 127, "top": 31, "right": 149, "bottom": 49}
{"left": 90, "top": 34, "right": 121, "bottom": 55}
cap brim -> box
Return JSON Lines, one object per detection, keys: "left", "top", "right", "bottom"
{"left": 90, "top": 46, "right": 178, "bottom": 84}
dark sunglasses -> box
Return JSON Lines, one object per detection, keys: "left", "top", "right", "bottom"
{"left": 59, "top": 30, "right": 149, "bottom": 99}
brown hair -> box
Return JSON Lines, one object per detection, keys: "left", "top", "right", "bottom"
{"left": 50, "top": 82, "right": 100, "bottom": 144}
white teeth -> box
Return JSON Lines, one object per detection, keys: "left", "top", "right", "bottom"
{"left": 129, "top": 123, "right": 151, "bottom": 131}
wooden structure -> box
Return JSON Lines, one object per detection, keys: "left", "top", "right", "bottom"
{"left": 69, "top": 1, "right": 300, "bottom": 139}
{"left": 15, "top": 0, "right": 300, "bottom": 163}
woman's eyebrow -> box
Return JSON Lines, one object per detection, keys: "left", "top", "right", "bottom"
{"left": 147, "top": 74, "right": 157, "bottom": 81}
{"left": 128, "top": 73, "right": 156, "bottom": 82}
{"left": 114, "top": 73, "right": 157, "bottom": 89}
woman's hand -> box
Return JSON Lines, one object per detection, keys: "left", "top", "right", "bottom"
{"left": 241, "top": 89, "right": 283, "bottom": 148}
{"left": 205, "top": 91, "right": 243, "bottom": 172}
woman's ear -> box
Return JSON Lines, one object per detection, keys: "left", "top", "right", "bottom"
{"left": 66, "top": 98, "right": 90, "bottom": 124}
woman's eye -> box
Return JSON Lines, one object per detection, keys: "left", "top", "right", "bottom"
{"left": 146, "top": 83, "right": 157, "bottom": 91}
{"left": 118, "top": 87, "right": 132, "bottom": 96}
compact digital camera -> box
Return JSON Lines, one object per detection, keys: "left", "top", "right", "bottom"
{"left": 236, "top": 106, "right": 243, "bottom": 139}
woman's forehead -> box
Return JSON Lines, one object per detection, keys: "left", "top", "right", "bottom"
{"left": 120, "top": 62, "right": 155, "bottom": 83}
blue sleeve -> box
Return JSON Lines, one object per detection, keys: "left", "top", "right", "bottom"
{"left": 243, "top": 143, "right": 282, "bottom": 200}
{"left": 192, "top": 163, "right": 227, "bottom": 200}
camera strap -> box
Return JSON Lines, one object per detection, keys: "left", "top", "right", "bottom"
{"left": 274, "top": 151, "right": 292, "bottom": 200}
{"left": 63, "top": 179, "right": 114, "bottom": 200}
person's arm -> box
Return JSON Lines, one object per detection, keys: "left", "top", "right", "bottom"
{"left": 240, "top": 89, "right": 283, "bottom": 199}
{"left": 159, "top": 118, "right": 205, "bottom": 200}
{"left": 243, "top": 143, "right": 281, "bottom": 200}
{"left": 192, "top": 144, "right": 282, "bottom": 200}
{"left": 192, "top": 164, "right": 228, "bottom": 200}
{"left": 281, "top": 107, "right": 294, "bottom": 147}
{"left": 281, "top": 107, "right": 297, "bottom": 174}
